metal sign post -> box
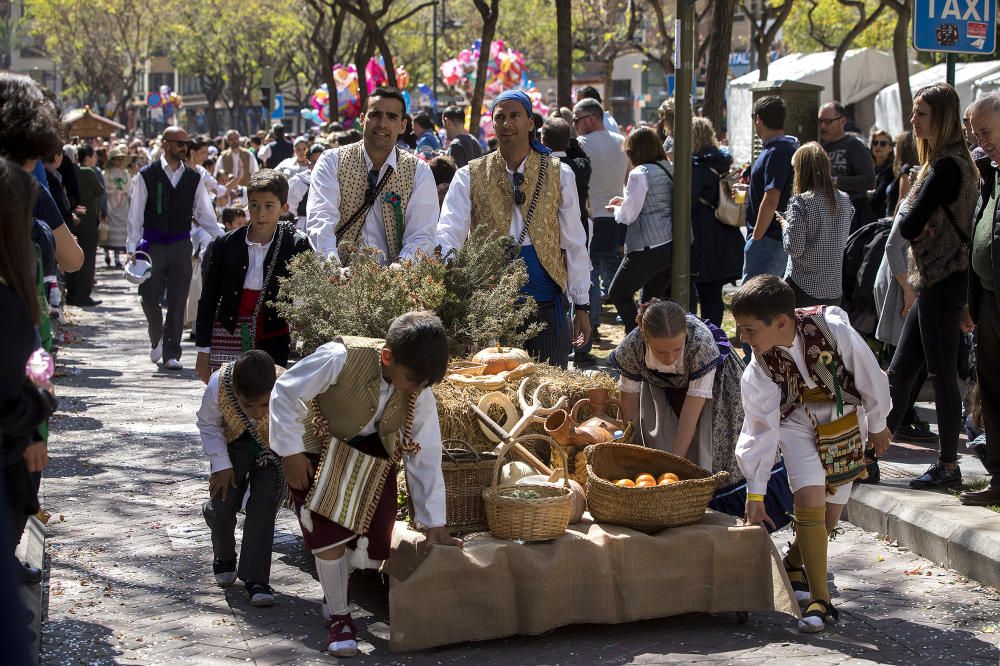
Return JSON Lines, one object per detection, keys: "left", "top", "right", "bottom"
{"left": 913, "top": 0, "right": 997, "bottom": 87}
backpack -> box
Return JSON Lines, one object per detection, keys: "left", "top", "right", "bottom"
{"left": 841, "top": 218, "right": 893, "bottom": 336}
{"left": 699, "top": 167, "right": 744, "bottom": 228}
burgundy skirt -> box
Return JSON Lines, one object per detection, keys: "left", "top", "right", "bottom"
{"left": 288, "top": 434, "right": 398, "bottom": 558}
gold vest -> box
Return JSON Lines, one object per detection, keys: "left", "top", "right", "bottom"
{"left": 335, "top": 142, "right": 418, "bottom": 262}
{"left": 220, "top": 149, "right": 253, "bottom": 187}
{"left": 468, "top": 150, "right": 566, "bottom": 291}
{"left": 218, "top": 363, "right": 285, "bottom": 446}
{"left": 301, "top": 336, "right": 408, "bottom": 456}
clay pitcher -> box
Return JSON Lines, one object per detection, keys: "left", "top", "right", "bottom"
{"left": 544, "top": 409, "right": 596, "bottom": 447}
{"left": 569, "top": 397, "right": 622, "bottom": 444}
{"left": 584, "top": 388, "right": 624, "bottom": 428}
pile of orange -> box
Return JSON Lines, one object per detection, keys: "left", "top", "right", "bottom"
{"left": 613, "top": 472, "right": 680, "bottom": 488}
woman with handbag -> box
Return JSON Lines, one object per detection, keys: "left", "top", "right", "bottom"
{"left": 691, "top": 118, "right": 744, "bottom": 326}
{"left": 882, "top": 83, "right": 981, "bottom": 491}
{"left": 606, "top": 127, "right": 675, "bottom": 334}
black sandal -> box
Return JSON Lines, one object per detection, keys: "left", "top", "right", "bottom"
{"left": 798, "top": 598, "right": 839, "bottom": 633}
{"left": 783, "top": 556, "right": 810, "bottom": 606}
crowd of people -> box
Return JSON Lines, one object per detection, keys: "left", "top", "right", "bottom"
{"left": 2, "top": 63, "right": 1000, "bottom": 656}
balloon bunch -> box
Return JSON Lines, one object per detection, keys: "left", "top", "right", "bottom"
{"left": 148, "top": 84, "right": 183, "bottom": 117}
{"left": 440, "top": 40, "right": 548, "bottom": 137}
{"left": 301, "top": 59, "right": 412, "bottom": 126}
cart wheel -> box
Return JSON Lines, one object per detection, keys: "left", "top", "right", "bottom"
{"left": 736, "top": 611, "right": 749, "bottom": 624}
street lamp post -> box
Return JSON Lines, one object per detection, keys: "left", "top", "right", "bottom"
{"left": 671, "top": 0, "right": 695, "bottom": 310}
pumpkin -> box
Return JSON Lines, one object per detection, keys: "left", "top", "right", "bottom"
{"left": 499, "top": 461, "right": 536, "bottom": 486}
{"left": 516, "top": 475, "right": 587, "bottom": 524}
{"left": 472, "top": 345, "right": 531, "bottom": 374}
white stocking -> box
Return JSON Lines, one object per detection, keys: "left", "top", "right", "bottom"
{"left": 315, "top": 553, "right": 350, "bottom": 617}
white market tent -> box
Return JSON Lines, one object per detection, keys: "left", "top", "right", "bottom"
{"left": 875, "top": 60, "right": 1000, "bottom": 136}
{"left": 727, "top": 49, "right": 903, "bottom": 164}
{"left": 973, "top": 69, "right": 1000, "bottom": 99}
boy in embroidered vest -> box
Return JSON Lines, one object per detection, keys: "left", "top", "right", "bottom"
{"left": 731, "top": 275, "right": 891, "bottom": 634}
{"left": 306, "top": 87, "right": 439, "bottom": 267}
{"left": 269, "top": 311, "right": 461, "bottom": 658}
{"left": 436, "top": 90, "right": 592, "bottom": 368}
{"left": 195, "top": 169, "right": 311, "bottom": 383}
{"left": 196, "top": 350, "right": 285, "bottom": 607}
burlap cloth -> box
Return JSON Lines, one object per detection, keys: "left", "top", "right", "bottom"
{"left": 384, "top": 511, "right": 800, "bottom": 652}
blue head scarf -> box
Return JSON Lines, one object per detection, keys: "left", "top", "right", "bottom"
{"left": 490, "top": 90, "right": 551, "bottom": 155}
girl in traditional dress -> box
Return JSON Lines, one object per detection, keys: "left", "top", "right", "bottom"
{"left": 102, "top": 146, "right": 132, "bottom": 268}
{"left": 609, "top": 299, "right": 792, "bottom": 523}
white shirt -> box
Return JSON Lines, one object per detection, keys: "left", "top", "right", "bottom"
{"left": 195, "top": 163, "right": 227, "bottom": 198}
{"left": 735, "top": 307, "right": 891, "bottom": 496}
{"left": 277, "top": 157, "right": 310, "bottom": 179}
{"left": 268, "top": 341, "right": 447, "bottom": 528}
{"left": 196, "top": 369, "right": 235, "bottom": 473}
{"left": 126, "top": 155, "right": 222, "bottom": 253}
{"left": 214, "top": 148, "right": 259, "bottom": 182}
{"left": 618, "top": 346, "right": 715, "bottom": 398}
{"left": 435, "top": 156, "right": 592, "bottom": 305}
{"left": 287, "top": 170, "right": 311, "bottom": 221}
{"left": 244, "top": 228, "right": 275, "bottom": 290}
{"left": 306, "top": 145, "right": 440, "bottom": 265}
{"left": 611, "top": 167, "right": 670, "bottom": 253}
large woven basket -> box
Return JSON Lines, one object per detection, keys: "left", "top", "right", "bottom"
{"left": 551, "top": 423, "right": 635, "bottom": 488}
{"left": 586, "top": 443, "right": 730, "bottom": 532}
{"left": 407, "top": 439, "right": 496, "bottom": 534}
{"left": 483, "top": 435, "right": 572, "bottom": 542}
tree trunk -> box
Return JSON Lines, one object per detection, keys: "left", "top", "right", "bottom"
{"left": 469, "top": 0, "right": 500, "bottom": 134}
{"left": 356, "top": 34, "right": 372, "bottom": 116}
{"left": 555, "top": 0, "right": 573, "bottom": 109}
{"left": 602, "top": 59, "right": 614, "bottom": 111}
{"left": 703, "top": 0, "right": 735, "bottom": 130}
{"left": 890, "top": 0, "right": 913, "bottom": 130}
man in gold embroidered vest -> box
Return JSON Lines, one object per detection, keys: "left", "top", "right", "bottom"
{"left": 731, "top": 276, "right": 891, "bottom": 635}
{"left": 436, "top": 90, "right": 592, "bottom": 369}
{"left": 307, "top": 87, "right": 440, "bottom": 266}
{"left": 196, "top": 350, "right": 285, "bottom": 607}
{"left": 269, "top": 312, "right": 461, "bottom": 658}
{"left": 215, "top": 130, "right": 259, "bottom": 188}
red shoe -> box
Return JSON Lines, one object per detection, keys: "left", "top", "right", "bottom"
{"left": 327, "top": 613, "right": 358, "bottom": 657}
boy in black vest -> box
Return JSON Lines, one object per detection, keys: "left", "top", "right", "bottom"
{"left": 731, "top": 275, "right": 891, "bottom": 634}
{"left": 197, "top": 350, "right": 284, "bottom": 606}
{"left": 126, "top": 126, "right": 222, "bottom": 370}
{"left": 269, "top": 311, "right": 462, "bottom": 658}
{"left": 195, "top": 169, "right": 311, "bottom": 383}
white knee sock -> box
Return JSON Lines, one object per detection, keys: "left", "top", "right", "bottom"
{"left": 315, "top": 554, "right": 351, "bottom": 616}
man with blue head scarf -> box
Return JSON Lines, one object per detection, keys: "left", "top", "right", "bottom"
{"left": 436, "top": 90, "right": 592, "bottom": 369}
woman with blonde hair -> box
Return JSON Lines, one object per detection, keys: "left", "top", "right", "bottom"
{"left": 691, "top": 116, "right": 743, "bottom": 325}
{"left": 778, "top": 141, "right": 852, "bottom": 306}
{"left": 881, "top": 82, "right": 980, "bottom": 490}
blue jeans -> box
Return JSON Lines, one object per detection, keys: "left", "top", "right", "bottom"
{"left": 577, "top": 251, "right": 621, "bottom": 355}
{"left": 742, "top": 236, "right": 788, "bottom": 282}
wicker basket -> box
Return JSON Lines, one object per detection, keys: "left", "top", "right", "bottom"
{"left": 585, "top": 443, "right": 730, "bottom": 532}
{"left": 408, "top": 439, "right": 496, "bottom": 534}
{"left": 551, "top": 423, "right": 635, "bottom": 488}
{"left": 482, "top": 435, "right": 573, "bottom": 541}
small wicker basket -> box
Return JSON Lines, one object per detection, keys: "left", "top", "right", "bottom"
{"left": 482, "top": 434, "right": 572, "bottom": 542}
{"left": 407, "top": 439, "right": 496, "bottom": 534}
{"left": 585, "top": 443, "right": 730, "bottom": 532}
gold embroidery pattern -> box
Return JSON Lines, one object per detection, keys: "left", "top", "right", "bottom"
{"left": 468, "top": 151, "right": 567, "bottom": 290}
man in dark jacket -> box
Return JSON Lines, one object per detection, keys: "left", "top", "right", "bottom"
{"left": 964, "top": 94, "right": 1000, "bottom": 506}
{"left": 262, "top": 124, "right": 294, "bottom": 169}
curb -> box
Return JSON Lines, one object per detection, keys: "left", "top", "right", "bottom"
{"left": 847, "top": 482, "right": 1000, "bottom": 589}
{"left": 15, "top": 515, "right": 44, "bottom": 664}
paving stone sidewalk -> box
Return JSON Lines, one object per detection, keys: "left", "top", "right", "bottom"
{"left": 40, "top": 271, "right": 1000, "bottom": 665}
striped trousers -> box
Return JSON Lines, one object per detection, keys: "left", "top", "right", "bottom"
{"left": 202, "top": 436, "right": 284, "bottom": 584}
{"left": 525, "top": 295, "right": 572, "bottom": 370}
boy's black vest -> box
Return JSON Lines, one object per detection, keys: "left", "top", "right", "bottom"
{"left": 140, "top": 161, "right": 201, "bottom": 239}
